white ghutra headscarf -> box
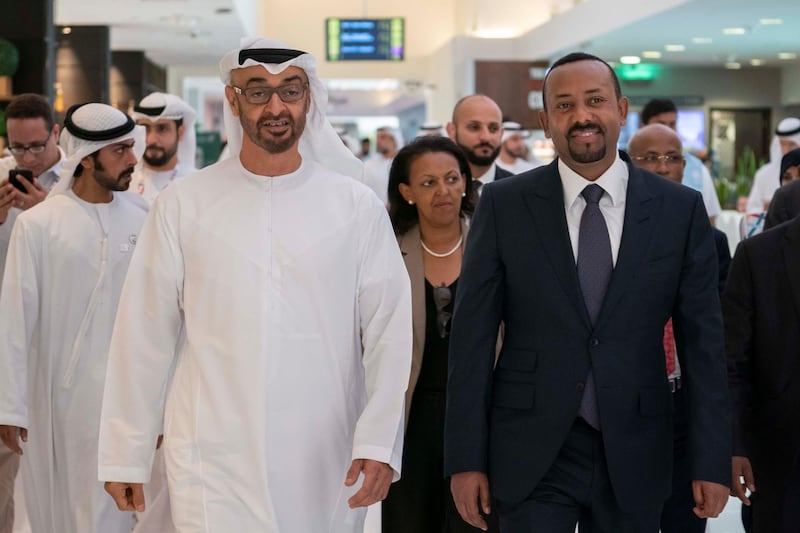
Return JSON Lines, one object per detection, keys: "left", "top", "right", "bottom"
{"left": 132, "top": 92, "right": 198, "bottom": 176}
{"left": 218, "top": 37, "right": 364, "bottom": 181}
{"left": 50, "top": 103, "right": 145, "bottom": 197}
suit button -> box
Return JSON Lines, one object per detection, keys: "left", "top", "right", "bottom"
{"left": 576, "top": 381, "right": 585, "bottom": 392}
{"left": 590, "top": 338, "right": 600, "bottom": 347}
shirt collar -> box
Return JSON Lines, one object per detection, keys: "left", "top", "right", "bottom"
{"left": 38, "top": 148, "right": 66, "bottom": 191}
{"left": 559, "top": 153, "right": 628, "bottom": 209}
{"left": 475, "top": 163, "right": 498, "bottom": 184}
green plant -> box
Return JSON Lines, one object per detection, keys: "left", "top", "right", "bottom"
{"left": 714, "top": 146, "right": 765, "bottom": 209}
{"left": 0, "top": 39, "right": 20, "bottom": 77}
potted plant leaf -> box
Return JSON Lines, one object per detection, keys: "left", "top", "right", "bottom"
{"left": 0, "top": 38, "right": 20, "bottom": 98}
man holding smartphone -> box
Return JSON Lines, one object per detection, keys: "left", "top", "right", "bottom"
{"left": 0, "top": 94, "right": 64, "bottom": 270}
{"left": 0, "top": 93, "right": 63, "bottom": 533}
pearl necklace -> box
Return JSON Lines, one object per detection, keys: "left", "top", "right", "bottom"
{"left": 420, "top": 235, "right": 463, "bottom": 258}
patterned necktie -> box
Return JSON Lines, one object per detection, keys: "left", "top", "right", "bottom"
{"left": 663, "top": 318, "right": 676, "bottom": 375}
{"left": 576, "top": 184, "right": 613, "bottom": 430}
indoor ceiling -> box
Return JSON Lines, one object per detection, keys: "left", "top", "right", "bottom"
{"left": 52, "top": 0, "right": 799, "bottom": 72}
{"left": 577, "top": 0, "right": 800, "bottom": 69}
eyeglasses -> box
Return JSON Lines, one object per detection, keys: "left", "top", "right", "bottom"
{"left": 433, "top": 284, "right": 453, "bottom": 339}
{"left": 231, "top": 83, "right": 309, "bottom": 105}
{"left": 9, "top": 131, "right": 52, "bottom": 156}
{"left": 632, "top": 154, "right": 684, "bottom": 165}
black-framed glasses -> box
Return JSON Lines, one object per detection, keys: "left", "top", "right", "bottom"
{"left": 231, "top": 83, "right": 309, "bottom": 105}
{"left": 9, "top": 131, "right": 52, "bottom": 156}
{"left": 632, "top": 154, "right": 684, "bottom": 165}
{"left": 433, "top": 284, "right": 452, "bottom": 338}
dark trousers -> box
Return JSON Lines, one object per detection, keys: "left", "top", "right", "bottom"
{"left": 659, "top": 386, "right": 706, "bottom": 533}
{"left": 751, "top": 451, "right": 800, "bottom": 532}
{"left": 382, "top": 390, "right": 499, "bottom": 533}
{"left": 495, "top": 418, "right": 662, "bottom": 533}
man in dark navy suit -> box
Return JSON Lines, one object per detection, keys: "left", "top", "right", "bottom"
{"left": 445, "top": 53, "right": 731, "bottom": 532}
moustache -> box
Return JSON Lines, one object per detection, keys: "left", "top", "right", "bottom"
{"left": 118, "top": 167, "right": 135, "bottom": 180}
{"left": 473, "top": 142, "right": 496, "bottom": 151}
{"left": 145, "top": 144, "right": 165, "bottom": 152}
{"left": 257, "top": 114, "right": 293, "bottom": 127}
{"left": 568, "top": 122, "right": 603, "bottom": 136}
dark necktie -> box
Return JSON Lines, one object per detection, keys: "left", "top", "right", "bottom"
{"left": 576, "top": 184, "right": 612, "bottom": 430}
{"left": 472, "top": 180, "right": 483, "bottom": 194}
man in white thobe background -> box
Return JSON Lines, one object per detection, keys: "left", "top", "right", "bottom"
{"left": 0, "top": 103, "right": 149, "bottom": 533}
{"left": 130, "top": 92, "right": 197, "bottom": 205}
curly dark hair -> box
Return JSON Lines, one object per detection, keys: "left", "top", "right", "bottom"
{"left": 388, "top": 136, "right": 476, "bottom": 235}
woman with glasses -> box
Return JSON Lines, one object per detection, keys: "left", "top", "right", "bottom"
{"left": 382, "top": 136, "right": 498, "bottom": 532}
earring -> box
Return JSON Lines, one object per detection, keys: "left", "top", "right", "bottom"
{"left": 408, "top": 200, "right": 415, "bottom": 205}
{"left": 462, "top": 192, "right": 466, "bottom": 197}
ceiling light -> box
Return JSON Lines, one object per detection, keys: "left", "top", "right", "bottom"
{"left": 759, "top": 18, "right": 782, "bottom": 25}
{"left": 665, "top": 44, "right": 686, "bottom": 52}
{"left": 620, "top": 56, "right": 641, "bottom": 64}
{"left": 723, "top": 27, "right": 747, "bottom": 35}
{"left": 750, "top": 59, "right": 764, "bottom": 66}
{"left": 472, "top": 27, "right": 521, "bottom": 39}
{"left": 725, "top": 62, "right": 742, "bottom": 70}
{"left": 642, "top": 51, "right": 662, "bottom": 59}
{"left": 214, "top": 7, "right": 232, "bottom": 14}
{"left": 61, "top": 26, "right": 72, "bottom": 35}
{"left": 778, "top": 52, "right": 798, "bottom": 60}
{"left": 692, "top": 37, "right": 712, "bottom": 44}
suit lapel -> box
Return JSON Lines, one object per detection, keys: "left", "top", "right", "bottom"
{"left": 596, "top": 164, "right": 657, "bottom": 327}
{"left": 783, "top": 216, "right": 800, "bottom": 320}
{"left": 522, "top": 162, "right": 591, "bottom": 327}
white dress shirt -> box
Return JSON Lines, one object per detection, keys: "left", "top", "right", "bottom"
{"left": 559, "top": 154, "right": 629, "bottom": 266}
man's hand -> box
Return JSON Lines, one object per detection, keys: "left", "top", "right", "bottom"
{"left": 691, "top": 480, "right": 730, "bottom": 518}
{"left": 0, "top": 182, "right": 18, "bottom": 224}
{"left": 451, "top": 471, "right": 492, "bottom": 531}
{"left": 105, "top": 482, "right": 146, "bottom": 512}
{"left": 0, "top": 425, "right": 28, "bottom": 455}
{"left": 731, "top": 456, "right": 756, "bottom": 505}
{"left": 15, "top": 175, "right": 47, "bottom": 211}
{"left": 344, "top": 458, "right": 393, "bottom": 508}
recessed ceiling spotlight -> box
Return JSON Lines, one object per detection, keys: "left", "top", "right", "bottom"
{"left": 620, "top": 56, "right": 641, "bottom": 64}
{"left": 642, "top": 51, "right": 662, "bottom": 59}
{"left": 665, "top": 44, "right": 686, "bottom": 52}
{"left": 750, "top": 59, "right": 764, "bottom": 66}
{"left": 692, "top": 37, "right": 712, "bottom": 44}
{"left": 723, "top": 27, "right": 747, "bottom": 35}
{"left": 759, "top": 18, "right": 782, "bottom": 25}
{"left": 725, "top": 62, "right": 742, "bottom": 69}
{"left": 778, "top": 52, "right": 798, "bottom": 60}
{"left": 61, "top": 26, "right": 72, "bottom": 35}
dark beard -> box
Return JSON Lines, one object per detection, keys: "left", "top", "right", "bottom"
{"left": 460, "top": 143, "right": 500, "bottom": 167}
{"left": 244, "top": 112, "right": 307, "bottom": 155}
{"left": 143, "top": 147, "right": 176, "bottom": 167}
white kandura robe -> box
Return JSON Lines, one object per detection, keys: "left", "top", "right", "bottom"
{"left": 0, "top": 189, "right": 148, "bottom": 533}
{"left": 131, "top": 166, "right": 183, "bottom": 206}
{"left": 98, "top": 156, "right": 412, "bottom": 533}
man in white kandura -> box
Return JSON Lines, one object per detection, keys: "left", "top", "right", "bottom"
{"left": 131, "top": 92, "right": 197, "bottom": 205}
{"left": 98, "top": 38, "right": 412, "bottom": 533}
{"left": 0, "top": 103, "right": 149, "bottom": 533}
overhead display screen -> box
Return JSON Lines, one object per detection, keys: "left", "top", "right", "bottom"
{"left": 326, "top": 18, "right": 404, "bottom": 61}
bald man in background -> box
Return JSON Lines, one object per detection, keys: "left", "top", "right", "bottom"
{"left": 447, "top": 95, "right": 511, "bottom": 194}
{"left": 627, "top": 123, "right": 731, "bottom": 533}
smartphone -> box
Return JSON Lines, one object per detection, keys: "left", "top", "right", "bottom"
{"left": 8, "top": 169, "right": 33, "bottom": 193}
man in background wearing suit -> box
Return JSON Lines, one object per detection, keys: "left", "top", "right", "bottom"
{"left": 445, "top": 52, "right": 730, "bottom": 532}
{"left": 724, "top": 196, "right": 800, "bottom": 533}
{"left": 627, "top": 123, "right": 731, "bottom": 533}
{"left": 447, "top": 95, "right": 511, "bottom": 194}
